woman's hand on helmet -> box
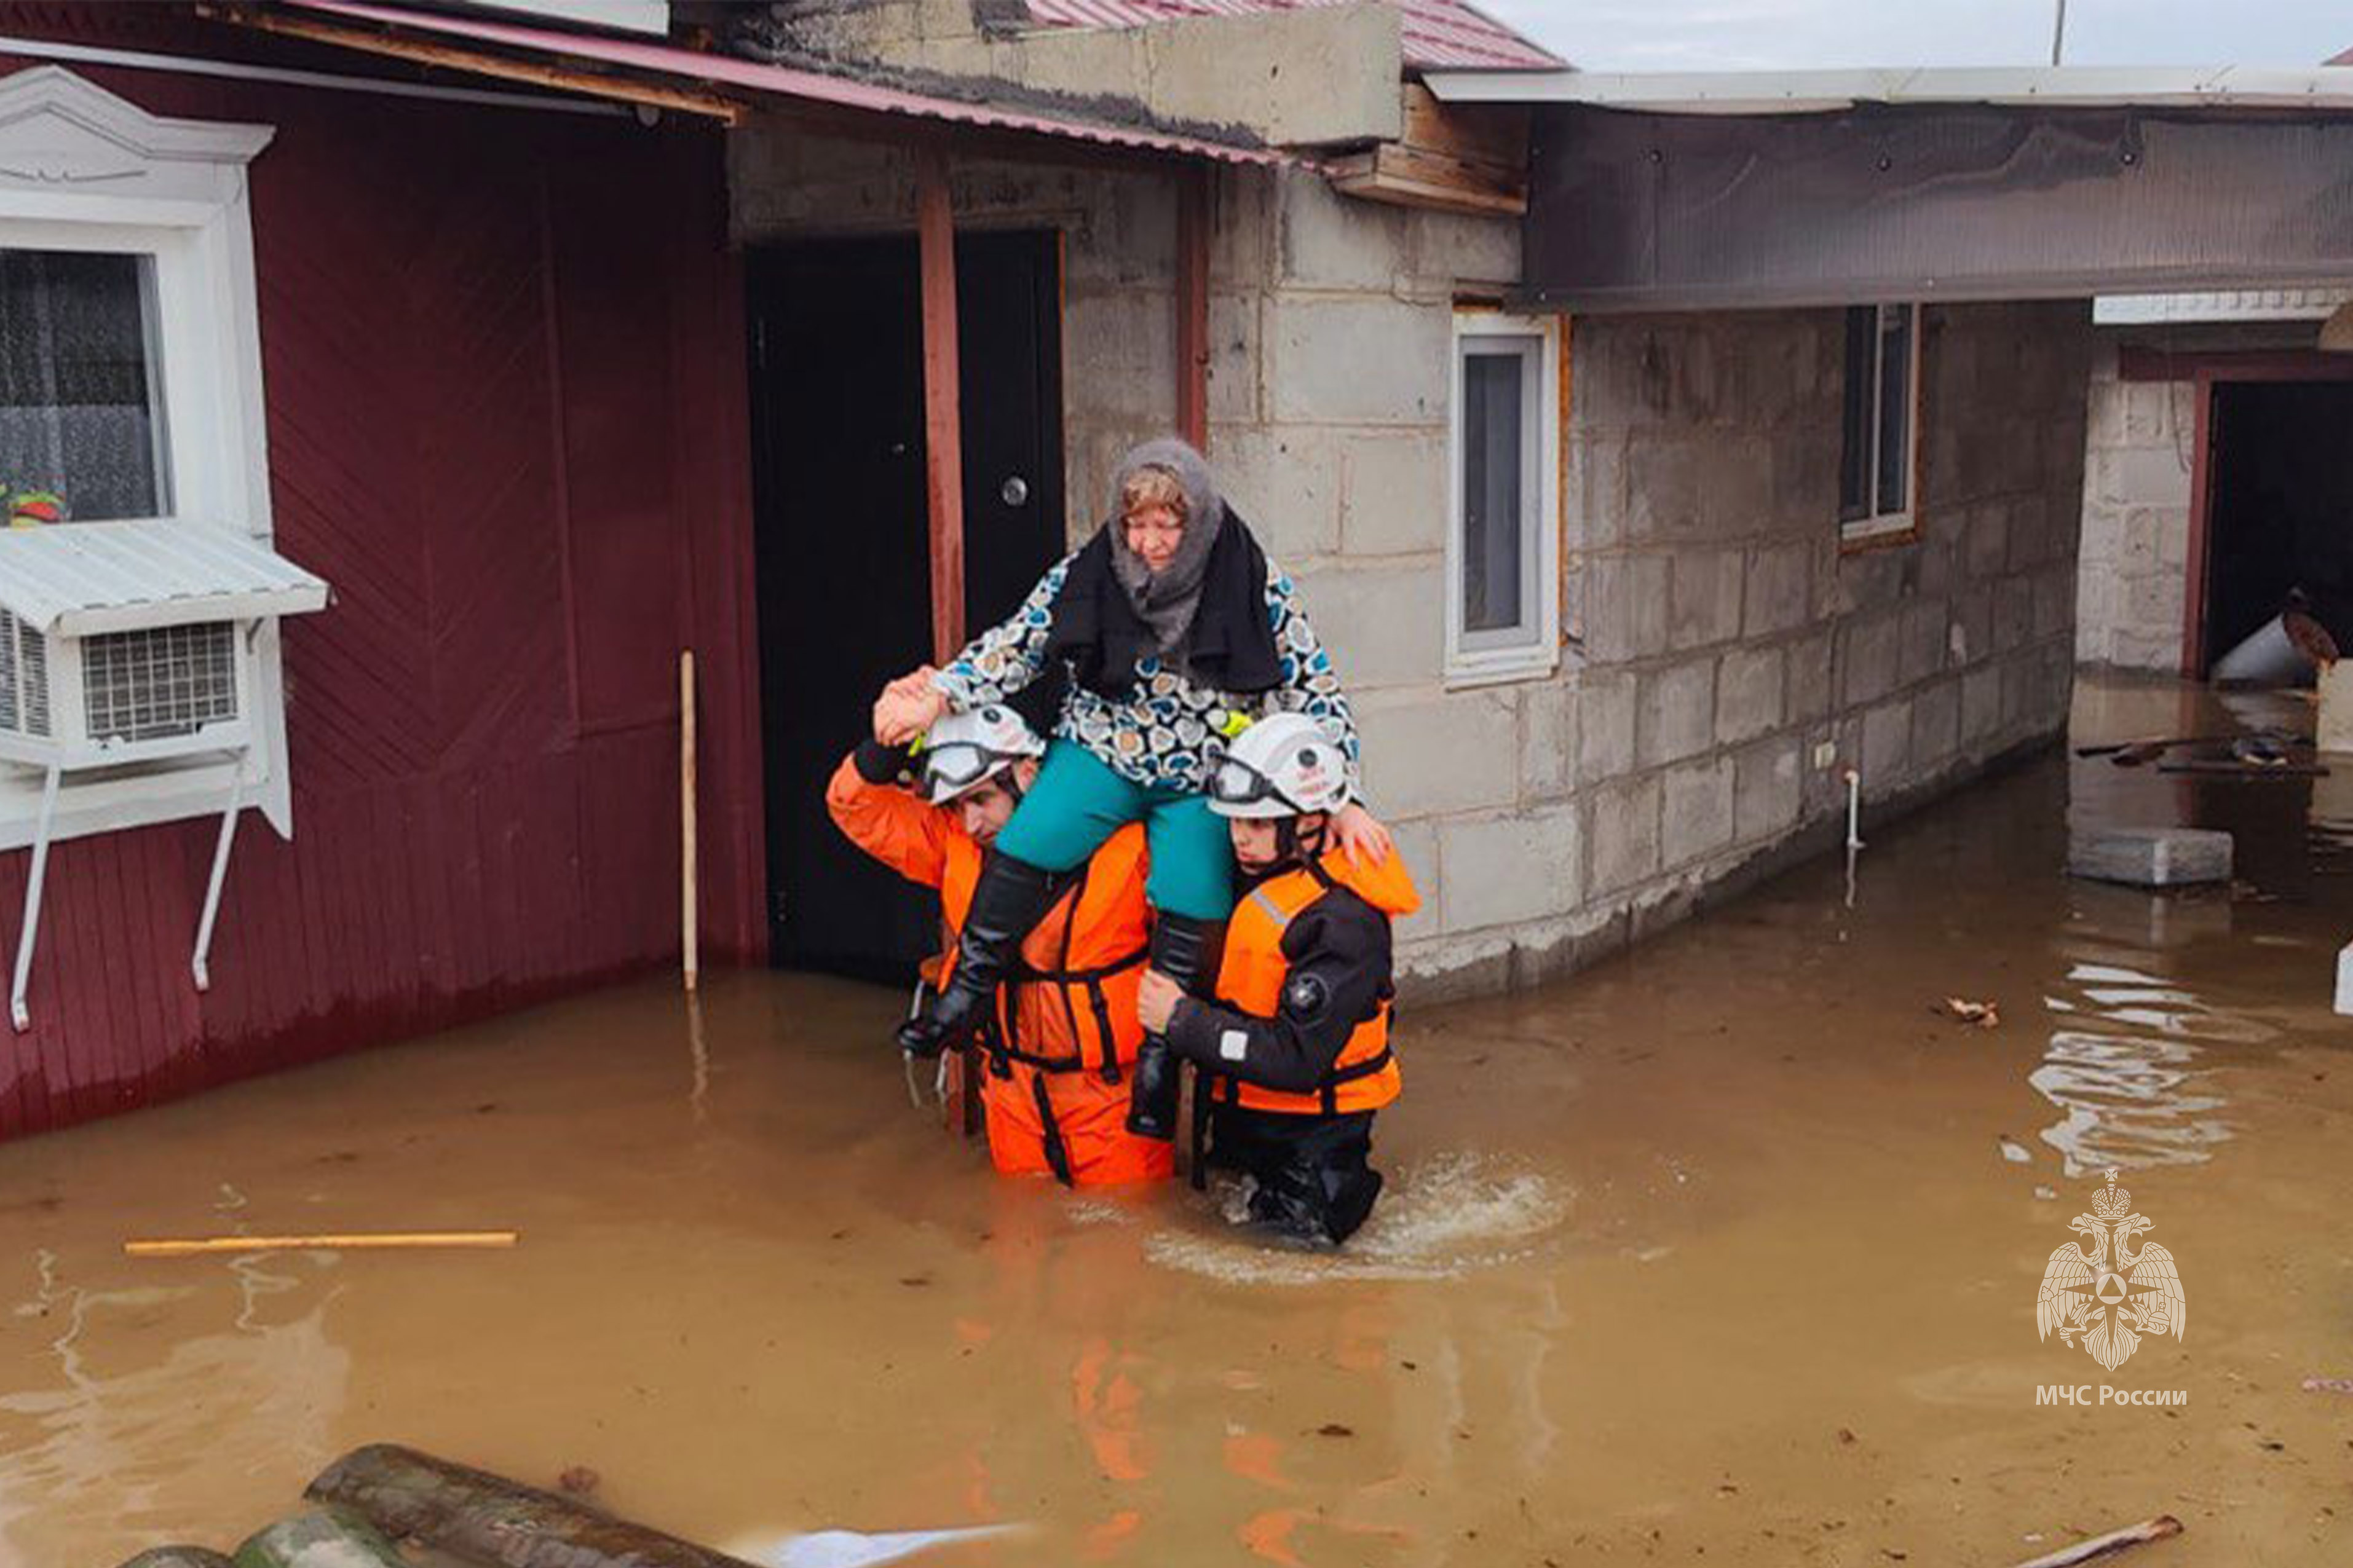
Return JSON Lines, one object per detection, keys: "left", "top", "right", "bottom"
{"left": 873, "top": 668, "right": 950, "bottom": 745}
{"left": 1330, "top": 802, "right": 1391, "bottom": 867}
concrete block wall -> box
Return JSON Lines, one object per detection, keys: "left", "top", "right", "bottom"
{"left": 2074, "top": 340, "right": 2194, "bottom": 671}
{"left": 1390, "top": 302, "right": 2096, "bottom": 995}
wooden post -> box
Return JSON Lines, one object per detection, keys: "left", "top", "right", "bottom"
{"left": 914, "top": 145, "right": 982, "bottom": 1138}
{"left": 680, "top": 649, "right": 698, "bottom": 993}
{"left": 915, "top": 143, "right": 967, "bottom": 664}
{"left": 1176, "top": 164, "right": 1211, "bottom": 452}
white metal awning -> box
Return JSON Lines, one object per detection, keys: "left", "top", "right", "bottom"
{"left": 1424, "top": 65, "right": 2353, "bottom": 115}
{"left": 0, "top": 521, "right": 330, "bottom": 636}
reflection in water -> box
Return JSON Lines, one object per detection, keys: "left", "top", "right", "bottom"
{"left": 2033, "top": 961, "right": 2250, "bottom": 1175}
{"left": 0, "top": 1250, "right": 349, "bottom": 1561}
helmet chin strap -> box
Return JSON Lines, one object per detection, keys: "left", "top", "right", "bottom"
{"left": 1273, "top": 812, "right": 1327, "bottom": 866}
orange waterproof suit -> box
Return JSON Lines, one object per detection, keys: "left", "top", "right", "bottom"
{"left": 826, "top": 748, "right": 1174, "bottom": 1186}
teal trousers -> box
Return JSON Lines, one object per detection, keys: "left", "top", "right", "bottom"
{"left": 996, "top": 740, "right": 1235, "bottom": 919}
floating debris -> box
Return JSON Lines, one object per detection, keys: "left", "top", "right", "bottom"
{"left": 1939, "top": 998, "right": 2001, "bottom": 1029}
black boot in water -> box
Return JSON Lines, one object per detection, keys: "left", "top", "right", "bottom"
{"left": 1128, "top": 913, "right": 1227, "bottom": 1140}
{"left": 896, "top": 854, "right": 1059, "bottom": 1058}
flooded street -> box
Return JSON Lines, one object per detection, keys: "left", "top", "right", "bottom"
{"left": 1, "top": 675, "right": 2347, "bottom": 1567}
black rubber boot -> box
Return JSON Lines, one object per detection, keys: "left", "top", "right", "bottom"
{"left": 896, "top": 854, "right": 1058, "bottom": 1058}
{"left": 1126, "top": 913, "right": 1227, "bottom": 1140}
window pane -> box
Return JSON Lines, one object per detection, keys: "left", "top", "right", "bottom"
{"left": 1838, "top": 305, "right": 1874, "bottom": 522}
{"left": 1463, "top": 349, "right": 1525, "bottom": 634}
{"left": 1875, "top": 304, "right": 1913, "bottom": 518}
{"left": 0, "top": 250, "right": 169, "bottom": 521}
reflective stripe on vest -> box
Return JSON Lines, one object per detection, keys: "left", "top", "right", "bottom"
{"left": 1204, "top": 862, "right": 1399, "bottom": 1117}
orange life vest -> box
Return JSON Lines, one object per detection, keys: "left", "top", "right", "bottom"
{"left": 1200, "top": 845, "right": 1418, "bottom": 1117}
{"left": 938, "top": 824, "right": 1152, "bottom": 1082}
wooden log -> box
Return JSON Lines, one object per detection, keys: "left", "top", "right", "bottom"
{"left": 308, "top": 1444, "right": 762, "bottom": 1568}
{"left": 118, "top": 1550, "right": 233, "bottom": 1568}
{"left": 2008, "top": 1515, "right": 2183, "bottom": 1568}
{"left": 231, "top": 1510, "right": 408, "bottom": 1568}
{"left": 127, "top": 1231, "right": 518, "bottom": 1258}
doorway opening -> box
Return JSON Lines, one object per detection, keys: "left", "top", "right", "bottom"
{"left": 746, "top": 231, "right": 1066, "bottom": 982}
{"left": 2198, "top": 379, "right": 2353, "bottom": 676}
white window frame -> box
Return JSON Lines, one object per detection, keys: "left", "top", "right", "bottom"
{"left": 1838, "top": 301, "right": 1924, "bottom": 547}
{"left": 1446, "top": 309, "right": 1562, "bottom": 687}
{"left": 0, "top": 67, "right": 284, "bottom": 852}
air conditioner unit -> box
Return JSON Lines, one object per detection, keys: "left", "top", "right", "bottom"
{"left": 0, "top": 519, "right": 329, "bottom": 1029}
{"left": 0, "top": 611, "right": 253, "bottom": 769}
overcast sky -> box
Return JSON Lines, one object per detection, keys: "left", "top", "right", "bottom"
{"left": 1481, "top": 0, "right": 2353, "bottom": 71}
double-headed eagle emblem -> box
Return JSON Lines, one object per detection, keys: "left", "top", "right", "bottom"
{"left": 2037, "top": 1167, "right": 2186, "bottom": 1371}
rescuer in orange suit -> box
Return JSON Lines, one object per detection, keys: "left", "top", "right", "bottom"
{"left": 1136, "top": 712, "right": 1418, "bottom": 1244}
{"left": 826, "top": 702, "right": 1174, "bottom": 1187}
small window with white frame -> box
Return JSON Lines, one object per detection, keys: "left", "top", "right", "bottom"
{"left": 0, "top": 68, "right": 323, "bottom": 856}
{"left": 1838, "top": 302, "right": 1923, "bottom": 545}
{"left": 1448, "top": 309, "right": 1561, "bottom": 684}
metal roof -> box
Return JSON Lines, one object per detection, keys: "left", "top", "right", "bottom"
{"left": 1019, "top": 0, "right": 1565, "bottom": 72}
{"left": 0, "top": 522, "right": 330, "bottom": 637}
{"left": 1426, "top": 64, "right": 2353, "bottom": 114}
{"left": 289, "top": 0, "right": 1294, "bottom": 164}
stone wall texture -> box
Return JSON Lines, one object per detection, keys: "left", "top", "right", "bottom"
{"left": 2074, "top": 340, "right": 2196, "bottom": 671}
{"left": 730, "top": 132, "right": 2096, "bottom": 995}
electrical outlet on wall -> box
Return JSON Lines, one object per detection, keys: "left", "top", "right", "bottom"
{"left": 1813, "top": 741, "right": 1839, "bottom": 771}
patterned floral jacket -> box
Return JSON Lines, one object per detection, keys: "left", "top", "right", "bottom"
{"left": 933, "top": 552, "right": 1362, "bottom": 796}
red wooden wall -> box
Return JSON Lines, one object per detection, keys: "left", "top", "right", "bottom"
{"left": 0, "top": 9, "right": 766, "bottom": 1138}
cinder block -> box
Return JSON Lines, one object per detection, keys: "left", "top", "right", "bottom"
{"left": 2068, "top": 826, "right": 2232, "bottom": 888}
{"left": 1661, "top": 755, "right": 1736, "bottom": 869}
{"left": 1267, "top": 295, "right": 1449, "bottom": 424}
{"left": 1566, "top": 437, "right": 1630, "bottom": 551}
{"left": 1441, "top": 806, "right": 1581, "bottom": 931}
{"left": 1963, "top": 502, "right": 2011, "bottom": 578}
{"left": 1626, "top": 439, "right": 1707, "bottom": 542}
{"left": 1339, "top": 431, "right": 1447, "bottom": 556}
{"left": 1717, "top": 644, "right": 1785, "bottom": 746}
{"left": 1838, "top": 610, "right": 1904, "bottom": 707}
{"left": 1733, "top": 736, "right": 1805, "bottom": 843}
{"left": 1786, "top": 628, "right": 1837, "bottom": 725}
{"left": 1912, "top": 679, "right": 1961, "bottom": 768}
{"left": 1584, "top": 552, "right": 1671, "bottom": 662}
{"left": 1577, "top": 668, "right": 1638, "bottom": 786}
{"left": 1993, "top": 576, "right": 2036, "bottom": 652}
{"left": 1287, "top": 561, "right": 1442, "bottom": 690}
{"left": 1279, "top": 175, "right": 1405, "bottom": 290}
{"left": 1385, "top": 815, "right": 1441, "bottom": 941}
{"left": 1636, "top": 658, "right": 1716, "bottom": 770}
{"left": 1215, "top": 427, "right": 1340, "bottom": 558}
{"left": 1862, "top": 698, "right": 1912, "bottom": 782}
{"left": 1744, "top": 540, "right": 1813, "bottom": 636}
{"left": 1899, "top": 602, "right": 1948, "bottom": 686}
{"left": 1354, "top": 689, "right": 1518, "bottom": 817}
{"left": 1587, "top": 774, "right": 1663, "bottom": 895}
{"left": 1518, "top": 679, "right": 1578, "bottom": 802}
{"left": 1669, "top": 548, "right": 1746, "bottom": 651}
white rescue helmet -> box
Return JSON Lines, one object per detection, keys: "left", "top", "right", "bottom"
{"left": 1208, "top": 712, "right": 1351, "bottom": 819}
{"left": 918, "top": 705, "right": 1045, "bottom": 805}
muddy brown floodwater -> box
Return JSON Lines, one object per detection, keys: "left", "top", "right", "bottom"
{"left": 1, "top": 674, "right": 2347, "bottom": 1567}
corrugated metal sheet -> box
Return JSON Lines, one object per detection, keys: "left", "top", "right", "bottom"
{"left": 1523, "top": 103, "right": 2353, "bottom": 312}
{"left": 0, "top": 519, "right": 328, "bottom": 636}
{"left": 1021, "top": 0, "right": 1564, "bottom": 71}
{"left": 290, "top": 0, "right": 1294, "bottom": 163}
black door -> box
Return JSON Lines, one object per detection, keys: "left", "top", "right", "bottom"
{"left": 2203, "top": 380, "right": 2353, "bottom": 673}
{"left": 748, "top": 232, "right": 1066, "bottom": 982}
